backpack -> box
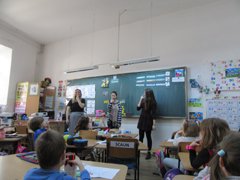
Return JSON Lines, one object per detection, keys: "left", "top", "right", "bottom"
{"left": 67, "top": 136, "right": 88, "bottom": 149}
{"left": 16, "top": 143, "right": 27, "bottom": 154}
{"left": 164, "top": 168, "right": 183, "bottom": 180}
{"left": 154, "top": 150, "right": 167, "bottom": 177}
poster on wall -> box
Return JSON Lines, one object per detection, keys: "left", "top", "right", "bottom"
{"left": 206, "top": 99, "right": 240, "bottom": 131}
{"left": 210, "top": 59, "right": 240, "bottom": 90}
{"left": 29, "top": 83, "right": 39, "bottom": 96}
{"left": 15, "top": 82, "right": 29, "bottom": 113}
{"left": 189, "top": 112, "right": 203, "bottom": 121}
{"left": 188, "top": 98, "right": 202, "bottom": 107}
{"left": 66, "top": 85, "right": 95, "bottom": 99}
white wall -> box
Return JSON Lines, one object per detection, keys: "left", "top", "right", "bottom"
{"left": 0, "top": 23, "right": 41, "bottom": 112}
{"left": 37, "top": 0, "right": 240, "bottom": 149}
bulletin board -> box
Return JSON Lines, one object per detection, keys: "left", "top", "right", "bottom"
{"left": 210, "top": 59, "right": 240, "bottom": 90}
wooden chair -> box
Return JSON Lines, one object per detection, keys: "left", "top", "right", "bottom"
{"left": 15, "top": 125, "right": 28, "bottom": 134}
{"left": 48, "top": 121, "right": 65, "bottom": 135}
{"left": 75, "top": 130, "right": 98, "bottom": 161}
{"left": 177, "top": 142, "right": 192, "bottom": 168}
{"left": 178, "top": 142, "right": 191, "bottom": 152}
{"left": 107, "top": 138, "right": 139, "bottom": 180}
{"left": 15, "top": 125, "right": 35, "bottom": 151}
{"left": 79, "top": 130, "right": 97, "bottom": 139}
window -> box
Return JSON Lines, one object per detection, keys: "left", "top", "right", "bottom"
{"left": 0, "top": 44, "right": 12, "bottom": 105}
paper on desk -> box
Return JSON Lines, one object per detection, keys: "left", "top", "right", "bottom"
{"left": 84, "top": 165, "right": 119, "bottom": 179}
{"left": 97, "top": 140, "right": 106, "bottom": 144}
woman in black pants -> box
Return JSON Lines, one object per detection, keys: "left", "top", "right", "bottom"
{"left": 137, "top": 88, "right": 157, "bottom": 159}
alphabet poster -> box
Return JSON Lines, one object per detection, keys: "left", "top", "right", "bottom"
{"left": 206, "top": 99, "right": 240, "bottom": 130}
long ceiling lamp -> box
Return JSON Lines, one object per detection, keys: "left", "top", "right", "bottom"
{"left": 64, "top": 65, "right": 98, "bottom": 74}
{"left": 111, "top": 56, "right": 159, "bottom": 69}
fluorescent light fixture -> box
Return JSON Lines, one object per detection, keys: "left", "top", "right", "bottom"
{"left": 64, "top": 65, "right": 98, "bottom": 74}
{"left": 111, "top": 56, "right": 160, "bottom": 69}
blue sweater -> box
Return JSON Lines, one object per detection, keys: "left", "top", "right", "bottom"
{"left": 34, "top": 128, "right": 46, "bottom": 143}
{"left": 24, "top": 168, "right": 90, "bottom": 180}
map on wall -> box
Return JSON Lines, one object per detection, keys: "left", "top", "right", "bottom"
{"left": 210, "top": 59, "right": 240, "bottom": 90}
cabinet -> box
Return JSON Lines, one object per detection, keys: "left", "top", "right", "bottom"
{"left": 39, "top": 86, "right": 56, "bottom": 112}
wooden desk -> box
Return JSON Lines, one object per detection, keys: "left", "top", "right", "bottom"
{"left": 0, "top": 134, "right": 27, "bottom": 154}
{"left": 101, "top": 133, "right": 138, "bottom": 139}
{"left": 0, "top": 154, "right": 128, "bottom": 180}
{"left": 0, "top": 134, "right": 27, "bottom": 142}
{"left": 178, "top": 152, "right": 196, "bottom": 171}
{"left": 95, "top": 140, "right": 147, "bottom": 151}
{"left": 173, "top": 175, "right": 194, "bottom": 180}
{"left": 66, "top": 138, "right": 147, "bottom": 151}
{"left": 66, "top": 139, "right": 99, "bottom": 149}
{"left": 160, "top": 141, "right": 176, "bottom": 148}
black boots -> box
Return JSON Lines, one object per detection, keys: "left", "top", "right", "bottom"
{"left": 145, "top": 151, "right": 151, "bottom": 160}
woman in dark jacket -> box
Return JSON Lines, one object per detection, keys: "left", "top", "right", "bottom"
{"left": 137, "top": 88, "right": 157, "bottom": 159}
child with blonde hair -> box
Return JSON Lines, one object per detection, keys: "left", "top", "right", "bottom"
{"left": 162, "top": 120, "right": 200, "bottom": 171}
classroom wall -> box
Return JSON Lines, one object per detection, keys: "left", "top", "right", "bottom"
{"left": 36, "top": 0, "right": 240, "bottom": 148}
{"left": 0, "top": 22, "right": 41, "bottom": 112}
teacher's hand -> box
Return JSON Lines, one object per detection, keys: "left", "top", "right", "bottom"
{"left": 76, "top": 96, "right": 80, "bottom": 101}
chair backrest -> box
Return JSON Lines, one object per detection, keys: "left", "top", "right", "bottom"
{"left": 79, "top": 130, "right": 97, "bottom": 139}
{"left": 178, "top": 142, "right": 191, "bottom": 152}
{"left": 15, "top": 125, "right": 28, "bottom": 134}
{"left": 48, "top": 121, "right": 65, "bottom": 135}
{"left": 107, "top": 138, "right": 139, "bottom": 159}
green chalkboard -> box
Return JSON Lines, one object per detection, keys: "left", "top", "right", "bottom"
{"left": 67, "top": 67, "right": 187, "bottom": 118}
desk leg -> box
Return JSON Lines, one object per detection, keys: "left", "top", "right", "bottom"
{"left": 137, "top": 151, "right": 140, "bottom": 180}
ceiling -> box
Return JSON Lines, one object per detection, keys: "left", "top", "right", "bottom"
{"left": 0, "top": 0, "right": 218, "bottom": 45}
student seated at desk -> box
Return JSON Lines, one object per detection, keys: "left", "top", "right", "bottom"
{"left": 205, "top": 132, "right": 240, "bottom": 180}
{"left": 28, "top": 117, "right": 47, "bottom": 143}
{"left": 194, "top": 132, "right": 240, "bottom": 180}
{"left": 187, "top": 118, "right": 229, "bottom": 170}
{"left": 74, "top": 116, "right": 92, "bottom": 134}
{"left": 24, "top": 130, "right": 90, "bottom": 180}
{"left": 163, "top": 120, "right": 199, "bottom": 171}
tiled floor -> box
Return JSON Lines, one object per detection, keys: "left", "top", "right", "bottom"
{"left": 126, "top": 153, "right": 163, "bottom": 180}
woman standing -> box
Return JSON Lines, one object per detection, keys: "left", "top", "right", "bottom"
{"left": 107, "top": 91, "right": 122, "bottom": 129}
{"left": 137, "top": 88, "right": 157, "bottom": 159}
{"left": 66, "top": 89, "right": 85, "bottom": 135}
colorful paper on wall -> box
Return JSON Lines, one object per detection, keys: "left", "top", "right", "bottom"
{"left": 189, "top": 79, "right": 200, "bottom": 88}
{"left": 189, "top": 112, "right": 203, "bottom": 121}
{"left": 101, "top": 78, "right": 109, "bottom": 88}
{"left": 15, "top": 82, "right": 29, "bottom": 114}
{"left": 210, "top": 59, "right": 240, "bottom": 90}
{"left": 188, "top": 98, "right": 202, "bottom": 107}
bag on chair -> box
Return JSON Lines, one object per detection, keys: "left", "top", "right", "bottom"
{"left": 164, "top": 168, "right": 183, "bottom": 180}
{"left": 155, "top": 150, "right": 167, "bottom": 177}
{"left": 16, "top": 143, "right": 27, "bottom": 154}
